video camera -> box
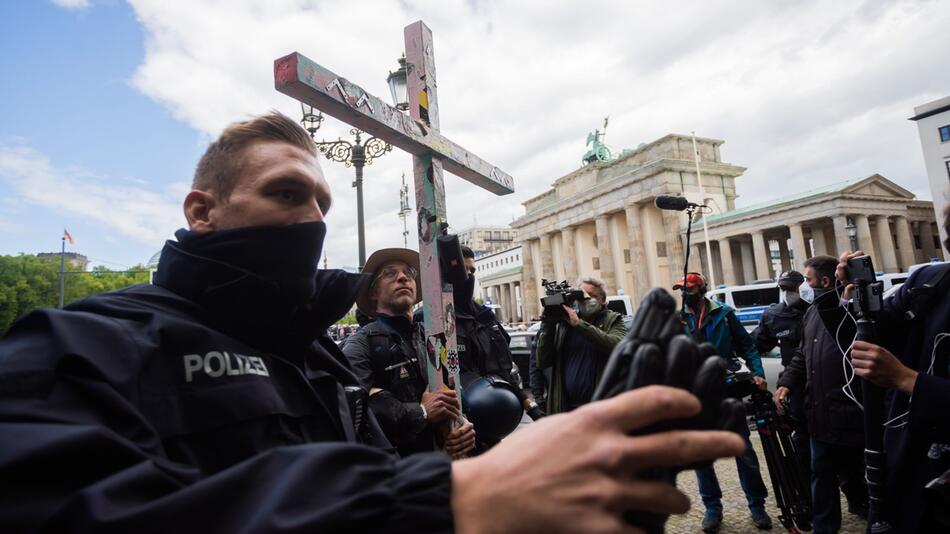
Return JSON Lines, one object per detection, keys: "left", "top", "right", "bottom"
{"left": 847, "top": 254, "right": 884, "bottom": 319}
{"left": 539, "top": 279, "right": 585, "bottom": 321}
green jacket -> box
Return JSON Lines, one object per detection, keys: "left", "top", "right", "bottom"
{"left": 536, "top": 309, "right": 627, "bottom": 414}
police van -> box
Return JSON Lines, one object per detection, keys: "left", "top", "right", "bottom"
{"left": 706, "top": 282, "right": 780, "bottom": 332}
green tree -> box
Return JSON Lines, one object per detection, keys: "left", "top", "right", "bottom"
{"left": 0, "top": 254, "right": 151, "bottom": 335}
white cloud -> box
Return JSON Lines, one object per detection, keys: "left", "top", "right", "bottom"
{"left": 50, "top": 0, "right": 92, "bottom": 10}
{"left": 123, "top": 0, "right": 950, "bottom": 268}
{"left": 0, "top": 144, "right": 185, "bottom": 245}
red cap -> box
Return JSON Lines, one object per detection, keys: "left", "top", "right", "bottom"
{"left": 673, "top": 273, "right": 706, "bottom": 290}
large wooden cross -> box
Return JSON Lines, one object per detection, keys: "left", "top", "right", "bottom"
{"left": 275, "top": 20, "right": 514, "bottom": 402}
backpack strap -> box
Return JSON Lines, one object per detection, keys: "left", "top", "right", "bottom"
{"left": 904, "top": 263, "right": 950, "bottom": 322}
{"left": 362, "top": 320, "right": 426, "bottom": 384}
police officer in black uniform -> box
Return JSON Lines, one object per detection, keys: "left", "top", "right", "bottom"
{"left": 754, "top": 270, "right": 811, "bottom": 471}
{"left": 453, "top": 247, "right": 543, "bottom": 449}
{"left": 754, "top": 270, "right": 807, "bottom": 367}
{"left": 0, "top": 113, "right": 457, "bottom": 532}
{"left": 343, "top": 248, "right": 475, "bottom": 458}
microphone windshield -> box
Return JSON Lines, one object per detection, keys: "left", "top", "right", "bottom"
{"left": 654, "top": 195, "right": 690, "bottom": 211}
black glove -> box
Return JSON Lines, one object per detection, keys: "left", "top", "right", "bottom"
{"left": 593, "top": 288, "right": 744, "bottom": 534}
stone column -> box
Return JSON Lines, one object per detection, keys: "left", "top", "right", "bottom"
{"left": 507, "top": 282, "right": 518, "bottom": 323}
{"left": 740, "top": 238, "right": 756, "bottom": 284}
{"left": 538, "top": 233, "right": 555, "bottom": 282}
{"left": 920, "top": 220, "right": 938, "bottom": 260}
{"left": 625, "top": 203, "right": 650, "bottom": 302}
{"left": 751, "top": 230, "right": 771, "bottom": 281}
{"left": 854, "top": 214, "right": 877, "bottom": 266}
{"left": 551, "top": 232, "right": 565, "bottom": 281}
{"left": 595, "top": 215, "right": 617, "bottom": 294}
{"left": 560, "top": 226, "right": 577, "bottom": 283}
{"left": 689, "top": 245, "right": 703, "bottom": 274}
{"left": 515, "top": 282, "right": 523, "bottom": 321}
{"left": 521, "top": 241, "right": 539, "bottom": 320}
{"left": 811, "top": 226, "right": 828, "bottom": 257}
{"left": 833, "top": 215, "right": 851, "bottom": 253}
{"left": 873, "top": 216, "right": 899, "bottom": 273}
{"left": 789, "top": 223, "right": 808, "bottom": 270}
{"left": 894, "top": 216, "right": 916, "bottom": 270}
{"left": 777, "top": 235, "right": 791, "bottom": 272}
{"left": 718, "top": 238, "right": 737, "bottom": 286}
{"left": 501, "top": 284, "right": 512, "bottom": 323}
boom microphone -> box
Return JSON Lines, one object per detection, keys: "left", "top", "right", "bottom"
{"left": 654, "top": 195, "right": 698, "bottom": 211}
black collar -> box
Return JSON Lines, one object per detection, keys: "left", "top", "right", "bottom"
{"left": 154, "top": 238, "right": 371, "bottom": 354}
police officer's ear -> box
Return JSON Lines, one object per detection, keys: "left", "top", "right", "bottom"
{"left": 184, "top": 190, "right": 218, "bottom": 234}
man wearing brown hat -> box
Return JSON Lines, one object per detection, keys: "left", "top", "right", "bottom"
{"left": 343, "top": 248, "right": 475, "bottom": 458}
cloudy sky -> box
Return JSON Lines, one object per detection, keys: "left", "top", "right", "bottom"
{"left": 1, "top": 0, "right": 948, "bottom": 270}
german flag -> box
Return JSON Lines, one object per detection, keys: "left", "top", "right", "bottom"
{"left": 63, "top": 229, "right": 75, "bottom": 245}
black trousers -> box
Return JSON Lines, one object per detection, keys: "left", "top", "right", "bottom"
{"left": 810, "top": 439, "right": 868, "bottom": 534}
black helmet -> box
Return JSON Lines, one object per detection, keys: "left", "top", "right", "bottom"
{"left": 462, "top": 376, "right": 524, "bottom": 443}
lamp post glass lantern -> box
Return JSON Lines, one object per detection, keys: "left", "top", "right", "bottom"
{"left": 300, "top": 103, "right": 324, "bottom": 138}
{"left": 386, "top": 55, "right": 409, "bottom": 111}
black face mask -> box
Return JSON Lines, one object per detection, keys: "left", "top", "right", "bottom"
{"left": 452, "top": 274, "right": 477, "bottom": 317}
{"left": 171, "top": 221, "right": 327, "bottom": 308}
{"left": 684, "top": 292, "right": 703, "bottom": 307}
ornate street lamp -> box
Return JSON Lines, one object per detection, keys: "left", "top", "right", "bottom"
{"left": 386, "top": 55, "right": 409, "bottom": 111}
{"left": 299, "top": 103, "right": 392, "bottom": 270}
{"left": 846, "top": 218, "right": 858, "bottom": 251}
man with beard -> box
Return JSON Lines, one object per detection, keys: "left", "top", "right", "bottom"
{"left": 0, "top": 112, "right": 746, "bottom": 533}
{"left": 536, "top": 276, "right": 627, "bottom": 415}
{"left": 777, "top": 256, "right": 869, "bottom": 534}
{"left": 343, "top": 248, "right": 475, "bottom": 458}
{"left": 676, "top": 272, "right": 773, "bottom": 532}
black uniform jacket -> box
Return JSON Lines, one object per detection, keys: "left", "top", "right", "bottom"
{"left": 0, "top": 240, "right": 453, "bottom": 533}
{"left": 456, "top": 312, "right": 515, "bottom": 388}
{"left": 753, "top": 301, "right": 805, "bottom": 366}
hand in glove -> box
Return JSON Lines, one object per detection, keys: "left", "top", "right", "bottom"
{"left": 592, "top": 288, "right": 745, "bottom": 533}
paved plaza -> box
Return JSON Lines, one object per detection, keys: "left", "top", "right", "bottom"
{"left": 666, "top": 434, "right": 866, "bottom": 533}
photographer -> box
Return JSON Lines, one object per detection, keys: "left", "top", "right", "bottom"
{"left": 835, "top": 207, "right": 950, "bottom": 532}
{"left": 536, "top": 277, "right": 627, "bottom": 415}
{"left": 776, "top": 256, "right": 869, "bottom": 533}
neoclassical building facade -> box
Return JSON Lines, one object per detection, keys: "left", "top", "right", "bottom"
{"left": 685, "top": 175, "right": 943, "bottom": 288}
{"left": 512, "top": 134, "right": 943, "bottom": 320}
{"left": 512, "top": 134, "right": 745, "bottom": 319}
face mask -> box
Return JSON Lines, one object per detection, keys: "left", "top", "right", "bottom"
{"left": 684, "top": 292, "right": 703, "bottom": 307}
{"left": 798, "top": 282, "right": 815, "bottom": 304}
{"left": 784, "top": 291, "right": 803, "bottom": 308}
{"left": 169, "top": 221, "right": 326, "bottom": 308}
{"left": 580, "top": 298, "right": 602, "bottom": 318}
{"left": 452, "top": 274, "right": 477, "bottom": 316}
